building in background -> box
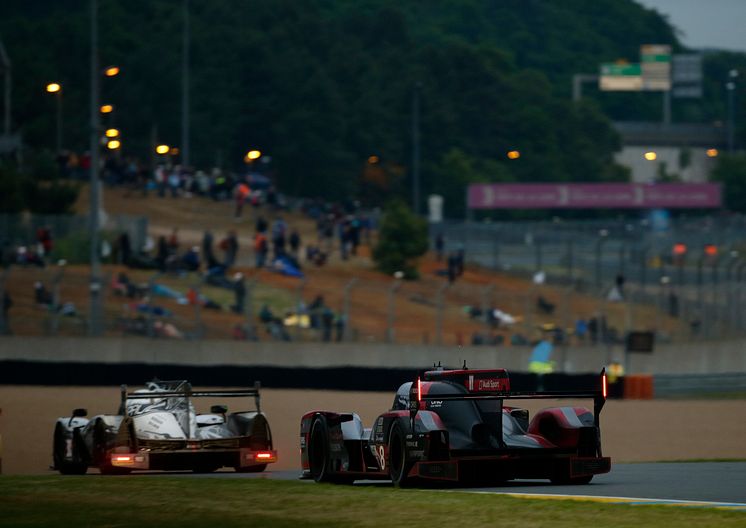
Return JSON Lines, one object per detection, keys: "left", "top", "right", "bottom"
{"left": 612, "top": 121, "right": 725, "bottom": 183}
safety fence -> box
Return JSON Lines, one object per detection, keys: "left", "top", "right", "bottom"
{"left": 0, "top": 262, "right": 698, "bottom": 350}
{"left": 432, "top": 216, "right": 746, "bottom": 340}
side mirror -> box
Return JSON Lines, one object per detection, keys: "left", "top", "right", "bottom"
{"left": 210, "top": 405, "right": 228, "bottom": 414}
{"left": 72, "top": 408, "right": 88, "bottom": 417}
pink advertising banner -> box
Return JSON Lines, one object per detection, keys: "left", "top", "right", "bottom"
{"left": 467, "top": 183, "right": 722, "bottom": 209}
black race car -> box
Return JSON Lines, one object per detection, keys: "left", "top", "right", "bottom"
{"left": 300, "top": 366, "right": 610, "bottom": 486}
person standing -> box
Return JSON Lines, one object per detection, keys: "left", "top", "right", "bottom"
{"left": 256, "top": 215, "right": 268, "bottom": 234}
{"left": 118, "top": 232, "right": 131, "bottom": 266}
{"left": 435, "top": 233, "right": 445, "bottom": 261}
{"left": 168, "top": 166, "right": 181, "bottom": 197}
{"left": 234, "top": 182, "right": 250, "bottom": 219}
{"left": 289, "top": 229, "right": 301, "bottom": 259}
{"left": 156, "top": 236, "right": 169, "bottom": 272}
{"left": 447, "top": 252, "right": 457, "bottom": 284}
{"left": 254, "top": 231, "right": 268, "bottom": 268}
{"left": 1, "top": 291, "right": 11, "bottom": 334}
{"left": 202, "top": 230, "right": 219, "bottom": 269}
{"left": 231, "top": 273, "right": 246, "bottom": 314}
{"left": 222, "top": 230, "right": 239, "bottom": 268}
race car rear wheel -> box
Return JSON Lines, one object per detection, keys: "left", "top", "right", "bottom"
{"left": 309, "top": 415, "right": 333, "bottom": 482}
{"left": 308, "top": 415, "right": 351, "bottom": 484}
{"left": 388, "top": 422, "right": 412, "bottom": 487}
{"left": 53, "top": 424, "right": 88, "bottom": 475}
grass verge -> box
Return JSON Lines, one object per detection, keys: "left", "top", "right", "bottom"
{"left": 0, "top": 476, "right": 743, "bottom": 527}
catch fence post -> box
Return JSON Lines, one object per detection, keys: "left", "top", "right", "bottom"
{"left": 386, "top": 278, "right": 402, "bottom": 343}
{"left": 342, "top": 278, "right": 357, "bottom": 342}
{"left": 435, "top": 282, "right": 449, "bottom": 346}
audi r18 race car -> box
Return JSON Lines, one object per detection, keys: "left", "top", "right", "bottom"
{"left": 300, "top": 366, "right": 610, "bottom": 486}
{"left": 52, "top": 380, "right": 277, "bottom": 474}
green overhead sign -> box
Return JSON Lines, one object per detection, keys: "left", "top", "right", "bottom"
{"left": 600, "top": 63, "right": 641, "bottom": 76}
{"left": 600, "top": 44, "right": 672, "bottom": 92}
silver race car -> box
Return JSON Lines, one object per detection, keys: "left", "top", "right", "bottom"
{"left": 52, "top": 379, "right": 277, "bottom": 474}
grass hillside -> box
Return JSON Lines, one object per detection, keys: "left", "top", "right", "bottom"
{"left": 2, "top": 185, "right": 685, "bottom": 344}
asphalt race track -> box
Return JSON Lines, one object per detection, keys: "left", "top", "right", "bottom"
{"left": 175, "top": 462, "right": 746, "bottom": 508}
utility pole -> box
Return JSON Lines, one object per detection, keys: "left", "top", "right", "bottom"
{"left": 411, "top": 82, "right": 421, "bottom": 214}
{"left": 89, "top": 0, "right": 102, "bottom": 335}
{"left": 181, "top": 0, "right": 190, "bottom": 166}
{"left": 571, "top": 73, "right": 598, "bottom": 102}
{"left": 662, "top": 89, "right": 671, "bottom": 125}
{"left": 727, "top": 69, "right": 738, "bottom": 153}
{"left": 0, "top": 37, "right": 10, "bottom": 136}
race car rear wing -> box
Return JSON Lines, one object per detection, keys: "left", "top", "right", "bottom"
{"left": 408, "top": 369, "right": 608, "bottom": 444}
{"left": 118, "top": 380, "right": 264, "bottom": 414}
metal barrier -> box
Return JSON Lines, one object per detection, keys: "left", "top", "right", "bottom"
{"left": 654, "top": 373, "right": 746, "bottom": 397}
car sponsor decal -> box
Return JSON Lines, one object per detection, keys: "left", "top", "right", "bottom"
{"left": 376, "top": 445, "right": 386, "bottom": 470}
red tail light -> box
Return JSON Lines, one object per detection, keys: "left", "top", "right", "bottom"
{"left": 255, "top": 451, "right": 276, "bottom": 461}
{"left": 602, "top": 372, "right": 608, "bottom": 399}
{"left": 417, "top": 377, "right": 422, "bottom": 403}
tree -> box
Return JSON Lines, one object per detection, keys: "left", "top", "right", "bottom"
{"left": 372, "top": 199, "right": 428, "bottom": 279}
{"left": 0, "top": 163, "right": 26, "bottom": 213}
{"left": 711, "top": 154, "right": 746, "bottom": 213}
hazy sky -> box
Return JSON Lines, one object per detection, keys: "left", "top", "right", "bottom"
{"left": 636, "top": 0, "right": 746, "bottom": 52}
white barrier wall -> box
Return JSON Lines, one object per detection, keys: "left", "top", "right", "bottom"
{"left": 1, "top": 337, "right": 745, "bottom": 374}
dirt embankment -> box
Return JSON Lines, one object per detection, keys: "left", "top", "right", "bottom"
{"left": 1, "top": 386, "right": 745, "bottom": 475}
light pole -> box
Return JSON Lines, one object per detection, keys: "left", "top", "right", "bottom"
{"left": 727, "top": 69, "right": 739, "bottom": 153}
{"left": 0, "top": 38, "right": 11, "bottom": 137}
{"left": 88, "top": 0, "right": 102, "bottom": 336}
{"left": 46, "top": 82, "right": 62, "bottom": 152}
{"left": 594, "top": 229, "right": 609, "bottom": 291}
{"left": 411, "top": 81, "right": 421, "bottom": 214}
{"left": 181, "top": 0, "right": 190, "bottom": 167}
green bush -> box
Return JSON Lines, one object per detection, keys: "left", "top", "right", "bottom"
{"left": 49, "top": 230, "right": 118, "bottom": 265}
{"left": 372, "top": 199, "right": 428, "bottom": 279}
{"left": 23, "top": 180, "right": 81, "bottom": 215}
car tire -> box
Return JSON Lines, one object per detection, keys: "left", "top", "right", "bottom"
{"left": 308, "top": 415, "right": 351, "bottom": 484}
{"left": 388, "top": 421, "right": 412, "bottom": 487}
{"left": 53, "top": 424, "right": 87, "bottom": 475}
{"left": 309, "top": 415, "right": 333, "bottom": 482}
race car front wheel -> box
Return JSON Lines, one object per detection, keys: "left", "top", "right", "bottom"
{"left": 53, "top": 424, "right": 87, "bottom": 475}
{"left": 388, "top": 422, "right": 412, "bottom": 487}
